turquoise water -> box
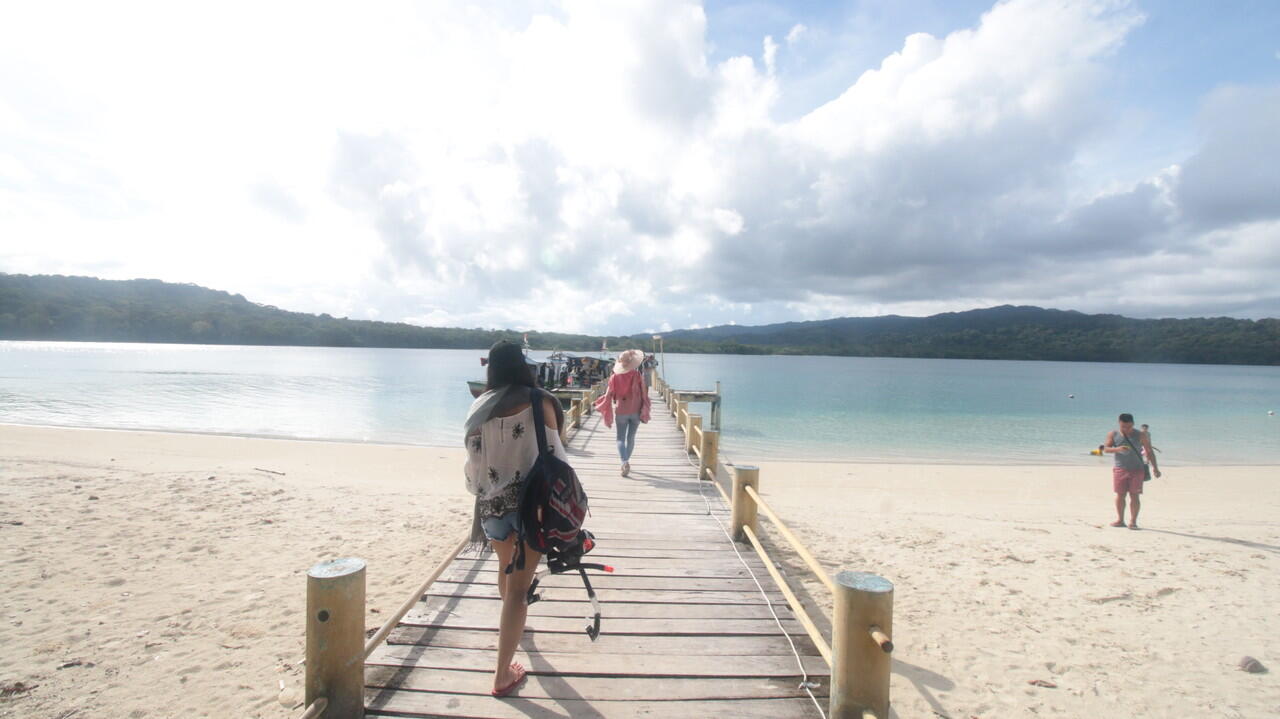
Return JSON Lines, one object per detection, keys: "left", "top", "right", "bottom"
{"left": 660, "top": 353, "right": 1280, "bottom": 465}
{"left": 2, "top": 341, "right": 1277, "bottom": 465}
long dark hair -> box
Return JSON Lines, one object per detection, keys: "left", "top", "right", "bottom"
{"left": 486, "top": 339, "right": 536, "bottom": 391}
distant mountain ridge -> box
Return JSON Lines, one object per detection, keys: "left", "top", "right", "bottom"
{"left": 1, "top": 273, "right": 1277, "bottom": 365}
{"left": 0, "top": 273, "right": 614, "bottom": 352}
{"left": 663, "top": 305, "right": 1279, "bottom": 364}
{"left": 667, "top": 305, "right": 1121, "bottom": 345}
{"left": 668, "top": 305, "right": 1106, "bottom": 341}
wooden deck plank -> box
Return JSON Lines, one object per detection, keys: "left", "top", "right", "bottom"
{"left": 445, "top": 553, "right": 763, "bottom": 570}
{"left": 385, "top": 627, "right": 822, "bottom": 656}
{"left": 397, "top": 613, "right": 807, "bottom": 636}
{"left": 426, "top": 584, "right": 783, "bottom": 604}
{"left": 365, "top": 666, "right": 826, "bottom": 701}
{"left": 434, "top": 574, "right": 786, "bottom": 592}
{"left": 442, "top": 563, "right": 768, "bottom": 580}
{"left": 366, "top": 644, "right": 830, "bottom": 677}
{"left": 411, "top": 596, "right": 797, "bottom": 620}
{"left": 365, "top": 691, "right": 824, "bottom": 718}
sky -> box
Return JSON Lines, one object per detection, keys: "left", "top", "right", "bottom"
{"left": 2, "top": 0, "right": 1279, "bottom": 335}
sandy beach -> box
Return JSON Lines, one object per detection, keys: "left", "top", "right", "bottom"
{"left": 0, "top": 425, "right": 474, "bottom": 719}
{"left": 2, "top": 425, "right": 1277, "bottom": 718}
{"left": 749, "top": 460, "right": 1280, "bottom": 718}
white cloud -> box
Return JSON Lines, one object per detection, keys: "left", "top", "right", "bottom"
{"left": 1, "top": 0, "right": 1278, "bottom": 335}
{"left": 763, "top": 35, "right": 779, "bottom": 75}
{"left": 786, "top": 24, "right": 807, "bottom": 46}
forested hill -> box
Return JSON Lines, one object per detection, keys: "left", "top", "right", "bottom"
{"left": 0, "top": 273, "right": 615, "bottom": 351}
{"left": 662, "top": 306, "right": 1280, "bottom": 364}
{"left": 1, "top": 273, "right": 1277, "bottom": 365}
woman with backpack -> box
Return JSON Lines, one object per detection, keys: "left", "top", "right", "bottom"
{"left": 463, "top": 340, "right": 566, "bottom": 697}
{"left": 594, "top": 348, "right": 651, "bottom": 476}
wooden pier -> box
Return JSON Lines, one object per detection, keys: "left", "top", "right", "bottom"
{"left": 362, "top": 385, "right": 829, "bottom": 717}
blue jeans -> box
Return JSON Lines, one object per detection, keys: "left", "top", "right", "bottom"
{"left": 481, "top": 511, "right": 520, "bottom": 541}
{"left": 615, "top": 413, "right": 640, "bottom": 463}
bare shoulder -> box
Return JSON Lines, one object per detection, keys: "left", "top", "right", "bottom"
{"left": 542, "top": 397, "right": 559, "bottom": 430}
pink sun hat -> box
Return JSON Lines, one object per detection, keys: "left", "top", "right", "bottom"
{"left": 614, "top": 349, "right": 644, "bottom": 374}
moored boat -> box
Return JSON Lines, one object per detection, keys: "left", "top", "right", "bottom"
{"left": 466, "top": 344, "right": 616, "bottom": 400}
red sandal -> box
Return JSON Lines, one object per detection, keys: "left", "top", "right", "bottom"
{"left": 491, "top": 662, "right": 527, "bottom": 698}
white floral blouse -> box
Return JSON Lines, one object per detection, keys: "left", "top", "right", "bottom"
{"left": 464, "top": 404, "right": 566, "bottom": 518}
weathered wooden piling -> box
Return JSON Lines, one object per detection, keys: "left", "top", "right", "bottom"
{"left": 686, "top": 414, "right": 702, "bottom": 455}
{"left": 306, "top": 557, "right": 366, "bottom": 718}
{"left": 698, "top": 429, "right": 719, "bottom": 482}
{"left": 730, "top": 465, "right": 760, "bottom": 541}
{"left": 830, "top": 571, "right": 894, "bottom": 719}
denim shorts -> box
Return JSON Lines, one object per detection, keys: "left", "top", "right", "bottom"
{"left": 480, "top": 511, "right": 520, "bottom": 541}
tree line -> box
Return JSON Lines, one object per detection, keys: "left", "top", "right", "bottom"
{"left": 2, "top": 274, "right": 1276, "bottom": 365}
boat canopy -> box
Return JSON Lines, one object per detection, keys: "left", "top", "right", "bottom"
{"left": 481, "top": 355, "right": 546, "bottom": 367}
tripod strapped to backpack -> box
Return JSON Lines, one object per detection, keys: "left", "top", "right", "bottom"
{"left": 525, "top": 529, "right": 613, "bottom": 640}
{"left": 505, "top": 387, "right": 614, "bottom": 641}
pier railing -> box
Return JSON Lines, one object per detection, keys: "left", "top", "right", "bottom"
{"left": 562, "top": 381, "right": 605, "bottom": 441}
{"left": 653, "top": 371, "right": 895, "bottom": 719}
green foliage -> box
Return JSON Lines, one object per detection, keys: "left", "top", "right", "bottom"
{"left": 662, "top": 306, "right": 1280, "bottom": 365}
{"left": 0, "top": 274, "right": 631, "bottom": 351}
{"left": 1, "top": 274, "right": 1277, "bottom": 365}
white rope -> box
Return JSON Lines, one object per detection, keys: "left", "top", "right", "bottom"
{"left": 682, "top": 431, "right": 828, "bottom": 718}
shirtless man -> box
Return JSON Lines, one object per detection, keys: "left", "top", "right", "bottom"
{"left": 1140, "top": 424, "right": 1161, "bottom": 454}
{"left": 1104, "top": 413, "right": 1161, "bottom": 529}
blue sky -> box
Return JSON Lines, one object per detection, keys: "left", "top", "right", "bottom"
{"left": 706, "top": 0, "right": 1280, "bottom": 177}
{"left": 2, "top": 0, "right": 1279, "bottom": 333}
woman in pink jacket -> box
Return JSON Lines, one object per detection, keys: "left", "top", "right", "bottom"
{"left": 594, "top": 349, "right": 651, "bottom": 476}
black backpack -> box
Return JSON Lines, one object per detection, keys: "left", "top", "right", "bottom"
{"left": 507, "top": 388, "right": 611, "bottom": 639}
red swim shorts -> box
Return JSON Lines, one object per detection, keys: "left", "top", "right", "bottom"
{"left": 1113, "top": 467, "right": 1145, "bottom": 494}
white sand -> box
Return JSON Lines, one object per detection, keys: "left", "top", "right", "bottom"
{"left": 1, "top": 425, "right": 1276, "bottom": 718}
{"left": 752, "top": 461, "right": 1280, "bottom": 718}
{"left": 0, "top": 425, "right": 472, "bottom": 719}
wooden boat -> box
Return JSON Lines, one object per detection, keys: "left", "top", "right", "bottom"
{"left": 467, "top": 355, "right": 545, "bottom": 398}
{"left": 467, "top": 348, "right": 614, "bottom": 400}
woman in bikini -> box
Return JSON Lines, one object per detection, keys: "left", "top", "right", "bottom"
{"left": 463, "top": 340, "right": 566, "bottom": 697}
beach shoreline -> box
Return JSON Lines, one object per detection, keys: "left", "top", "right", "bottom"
{"left": 2, "top": 425, "right": 1276, "bottom": 718}
{"left": 6, "top": 422, "right": 1271, "bottom": 468}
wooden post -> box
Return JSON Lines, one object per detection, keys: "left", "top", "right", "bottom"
{"left": 306, "top": 557, "right": 366, "bottom": 719}
{"left": 698, "top": 429, "right": 719, "bottom": 482}
{"left": 686, "top": 415, "right": 702, "bottom": 454}
{"left": 713, "top": 381, "right": 722, "bottom": 431}
{"left": 830, "top": 571, "right": 894, "bottom": 719}
{"left": 730, "top": 465, "right": 759, "bottom": 542}
{"left": 572, "top": 398, "right": 583, "bottom": 428}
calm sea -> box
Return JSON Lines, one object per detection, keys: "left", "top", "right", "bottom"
{"left": 2, "top": 341, "right": 1277, "bottom": 465}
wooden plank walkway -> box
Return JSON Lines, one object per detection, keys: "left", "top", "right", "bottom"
{"left": 365, "top": 386, "right": 828, "bottom": 717}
